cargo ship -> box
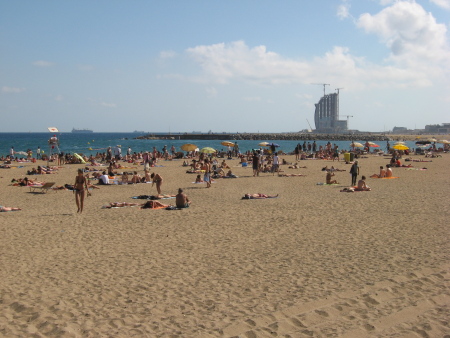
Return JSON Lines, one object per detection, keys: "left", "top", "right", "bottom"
{"left": 72, "top": 128, "right": 94, "bottom": 133}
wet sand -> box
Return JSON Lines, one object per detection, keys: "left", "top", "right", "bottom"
{"left": 0, "top": 151, "right": 448, "bottom": 337}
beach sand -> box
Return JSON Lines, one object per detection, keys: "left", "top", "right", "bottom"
{"left": 0, "top": 151, "right": 449, "bottom": 337}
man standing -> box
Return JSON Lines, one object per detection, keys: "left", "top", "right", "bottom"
{"left": 36, "top": 146, "right": 41, "bottom": 160}
{"left": 350, "top": 160, "right": 359, "bottom": 186}
{"left": 252, "top": 151, "right": 260, "bottom": 177}
{"left": 272, "top": 152, "right": 279, "bottom": 175}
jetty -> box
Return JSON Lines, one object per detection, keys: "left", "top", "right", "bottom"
{"left": 134, "top": 132, "right": 392, "bottom": 141}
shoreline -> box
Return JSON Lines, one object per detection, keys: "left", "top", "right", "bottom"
{"left": 136, "top": 132, "right": 450, "bottom": 142}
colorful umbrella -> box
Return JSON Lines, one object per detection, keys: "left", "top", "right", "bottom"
{"left": 258, "top": 142, "right": 270, "bottom": 147}
{"left": 181, "top": 144, "right": 197, "bottom": 151}
{"left": 368, "top": 142, "right": 380, "bottom": 147}
{"left": 200, "top": 147, "right": 216, "bottom": 154}
{"left": 393, "top": 144, "right": 409, "bottom": 150}
{"left": 350, "top": 142, "right": 364, "bottom": 148}
{"left": 221, "top": 141, "right": 234, "bottom": 147}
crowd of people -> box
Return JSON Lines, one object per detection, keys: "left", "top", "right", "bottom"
{"left": 3, "top": 138, "right": 447, "bottom": 213}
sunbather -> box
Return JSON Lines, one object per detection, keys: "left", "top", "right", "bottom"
{"left": 242, "top": 193, "right": 278, "bottom": 199}
{"left": 102, "top": 202, "right": 141, "bottom": 209}
{"left": 355, "top": 176, "right": 371, "bottom": 191}
{"left": 370, "top": 166, "right": 386, "bottom": 178}
{"left": 0, "top": 206, "right": 21, "bottom": 212}
{"left": 326, "top": 171, "right": 339, "bottom": 184}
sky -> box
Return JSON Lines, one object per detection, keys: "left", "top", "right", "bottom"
{"left": 1, "top": 0, "right": 449, "bottom": 133}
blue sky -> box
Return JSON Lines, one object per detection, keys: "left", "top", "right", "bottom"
{"left": 1, "top": 0, "right": 449, "bottom": 133}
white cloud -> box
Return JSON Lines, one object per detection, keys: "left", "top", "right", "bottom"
{"left": 160, "top": 50, "right": 176, "bottom": 59}
{"left": 185, "top": 40, "right": 438, "bottom": 90}
{"left": 356, "top": 1, "right": 450, "bottom": 67}
{"left": 337, "top": 0, "right": 351, "bottom": 19}
{"left": 101, "top": 102, "right": 117, "bottom": 108}
{"left": 187, "top": 40, "right": 310, "bottom": 85}
{"left": 2, "top": 86, "right": 25, "bottom": 93}
{"left": 430, "top": 0, "right": 450, "bottom": 10}
{"left": 54, "top": 95, "right": 64, "bottom": 101}
{"left": 183, "top": 3, "right": 449, "bottom": 93}
{"left": 32, "top": 60, "right": 54, "bottom": 67}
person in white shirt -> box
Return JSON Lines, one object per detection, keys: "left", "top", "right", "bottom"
{"left": 99, "top": 171, "right": 110, "bottom": 185}
{"left": 272, "top": 153, "right": 279, "bottom": 175}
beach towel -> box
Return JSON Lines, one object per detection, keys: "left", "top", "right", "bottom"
{"left": 131, "top": 195, "right": 175, "bottom": 200}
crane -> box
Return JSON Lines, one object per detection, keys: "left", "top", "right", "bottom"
{"left": 342, "top": 115, "right": 353, "bottom": 129}
{"left": 311, "top": 83, "right": 330, "bottom": 96}
{"left": 335, "top": 87, "right": 344, "bottom": 94}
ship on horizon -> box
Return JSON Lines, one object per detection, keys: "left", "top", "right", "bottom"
{"left": 72, "top": 128, "right": 94, "bottom": 133}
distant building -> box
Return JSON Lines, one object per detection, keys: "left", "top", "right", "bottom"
{"left": 392, "top": 127, "right": 408, "bottom": 133}
{"left": 425, "top": 123, "right": 450, "bottom": 134}
{"left": 314, "top": 93, "right": 348, "bottom": 133}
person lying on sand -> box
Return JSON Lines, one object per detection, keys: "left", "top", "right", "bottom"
{"left": 0, "top": 206, "right": 21, "bottom": 212}
{"left": 132, "top": 194, "right": 176, "bottom": 200}
{"left": 289, "top": 163, "right": 307, "bottom": 169}
{"left": 102, "top": 201, "right": 169, "bottom": 209}
{"left": 278, "top": 173, "right": 305, "bottom": 177}
{"left": 242, "top": 193, "right": 278, "bottom": 199}
{"left": 11, "top": 177, "right": 44, "bottom": 186}
{"left": 102, "top": 202, "right": 141, "bottom": 209}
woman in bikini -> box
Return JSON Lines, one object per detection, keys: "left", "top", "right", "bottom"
{"left": 151, "top": 173, "right": 163, "bottom": 194}
{"left": 74, "top": 168, "right": 90, "bottom": 213}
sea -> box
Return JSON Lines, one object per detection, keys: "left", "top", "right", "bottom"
{"left": 0, "top": 132, "right": 418, "bottom": 157}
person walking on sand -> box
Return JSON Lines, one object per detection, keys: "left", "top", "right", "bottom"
{"left": 350, "top": 160, "right": 359, "bottom": 186}
{"left": 74, "top": 168, "right": 90, "bottom": 213}
{"left": 151, "top": 173, "right": 163, "bottom": 194}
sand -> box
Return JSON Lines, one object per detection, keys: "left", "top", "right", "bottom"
{"left": 0, "top": 151, "right": 449, "bottom": 337}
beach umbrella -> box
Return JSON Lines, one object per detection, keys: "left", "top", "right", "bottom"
{"left": 438, "top": 139, "right": 450, "bottom": 144}
{"left": 181, "top": 144, "right": 197, "bottom": 151}
{"left": 415, "top": 140, "right": 431, "bottom": 145}
{"left": 394, "top": 141, "right": 406, "bottom": 145}
{"left": 393, "top": 144, "right": 409, "bottom": 150}
{"left": 259, "top": 142, "right": 270, "bottom": 147}
{"left": 15, "top": 151, "right": 28, "bottom": 155}
{"left": 200, "top": 147, "right": 216, "bottom": 154}
{"left": 269, "top": 143, "right": 280, "bottom": 147}
{"left": 221, "top": 141, "right": 234, "bottom": 147}
{"left": 368, "top": 142, "right": 380, "bottom": 147}
{"left": 428, "top": 138, "right": 437, "bottom": 142}
{"left": 350, "top": 142, "right": 364, "bottom": 148}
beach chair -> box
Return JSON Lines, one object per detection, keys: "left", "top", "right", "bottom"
{"left": 29, "top": 182, "right": 56, "bottom": 193}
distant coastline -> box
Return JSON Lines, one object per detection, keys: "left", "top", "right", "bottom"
{"left": 135, "top": 132, "right": 450, "bottom": 142}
